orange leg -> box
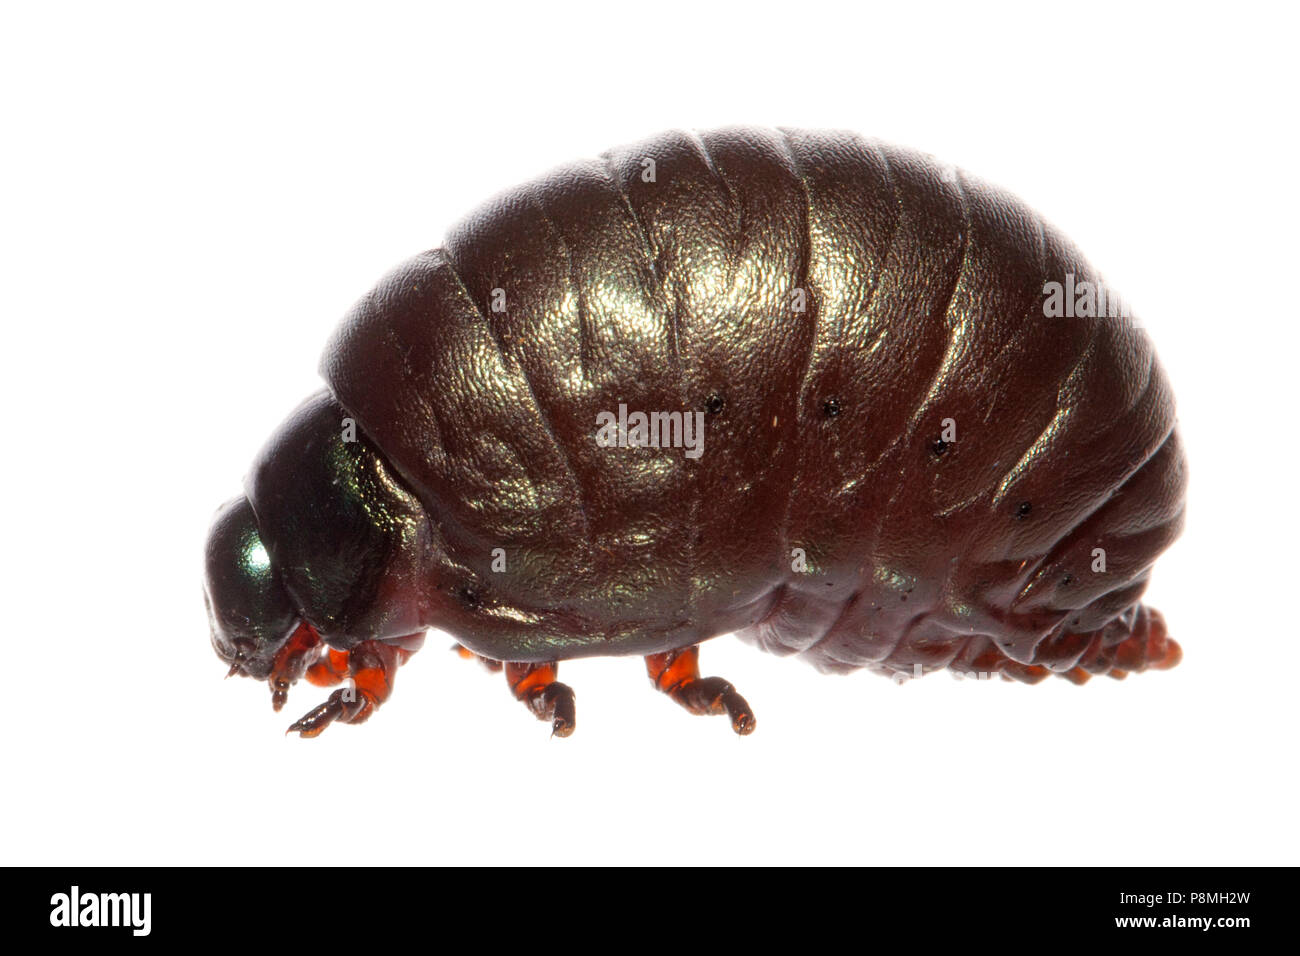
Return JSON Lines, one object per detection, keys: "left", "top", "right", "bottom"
{"left": 286, "top": 634, "right": 425, "bottom": 738}
{"left": 504, "top": 661, "right": 576, "bottom": 738}
{"left": 267, "top": 622, "right": 324, "bottom": 712}
{"left": 450, "top": 642, "right": 503, "bottom": 673}
{"left": 306, "top": 647, "right": 351, "bottom": 687}
{"left": 645, "top": 645, "right": 756, "bottom": 736}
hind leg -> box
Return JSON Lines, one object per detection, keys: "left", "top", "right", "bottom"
{"left": 645, "top": 645, "right": 756, "bottom": 735}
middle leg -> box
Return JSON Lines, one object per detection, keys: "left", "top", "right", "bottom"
{"left": 504, "top": 661, "right": 576, "bottom": 738}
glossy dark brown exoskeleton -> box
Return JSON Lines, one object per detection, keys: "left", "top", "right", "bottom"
{"left": 204, "top": 127, "right": 1186, "bottom": 737}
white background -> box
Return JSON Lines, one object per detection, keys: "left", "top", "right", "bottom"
{"left": 2, "top": 1, "right": 1296, "bottom": 866}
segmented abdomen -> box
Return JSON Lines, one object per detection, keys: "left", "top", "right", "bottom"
{"left": 322, "top": 127, "right": 1186, "bottom": 674}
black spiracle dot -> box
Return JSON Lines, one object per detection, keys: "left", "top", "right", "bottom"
{"left": 930, "top": 438, "right": 949, "bottom": 457}
{"left": 1016, "top": 501, "right": 1032, "bottom": 520}
{"left": 1061, "top": 573, "right": 1074, "bottom": 586}
{"left": 705, "top": 394, "right": 726, "bottom": 415}
{"left": 822, "top": 397, "right": 841, "bottom": 418}
{"left": 457, "top": 586, "right": 482, "bottom": 609}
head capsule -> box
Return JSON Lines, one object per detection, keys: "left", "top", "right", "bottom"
{"left": 203, "top": 496, "right": 299, "bottom": 681}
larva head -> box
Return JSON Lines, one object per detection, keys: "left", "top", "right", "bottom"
{"left": 202, "top": 391, "right": 436, "bottom": 694}
{"left": 203, "top": 496, "right": 299, "bottom": 680}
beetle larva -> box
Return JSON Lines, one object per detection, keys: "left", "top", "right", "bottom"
{"left": 204, "top": 126, "right": 1186, "bottom": 737}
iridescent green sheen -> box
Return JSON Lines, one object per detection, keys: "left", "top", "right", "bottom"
{"left": 203, "top": 497, "right": 298, "bottom": 677}
{"left": 244, "top": 392, "right": 433, "bottom": 646}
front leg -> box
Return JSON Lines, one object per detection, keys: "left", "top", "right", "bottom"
{"left": 305, "top": 647, "right": 351, "bottom": 687}
{"left": 645, "top": 644, "right": 756, "bottom": 735}
{"left": 266, "top": 621, "right": 323, "bottom": 712}
{"left": 287, "top": 634, "right": 424, "bottom": 738}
